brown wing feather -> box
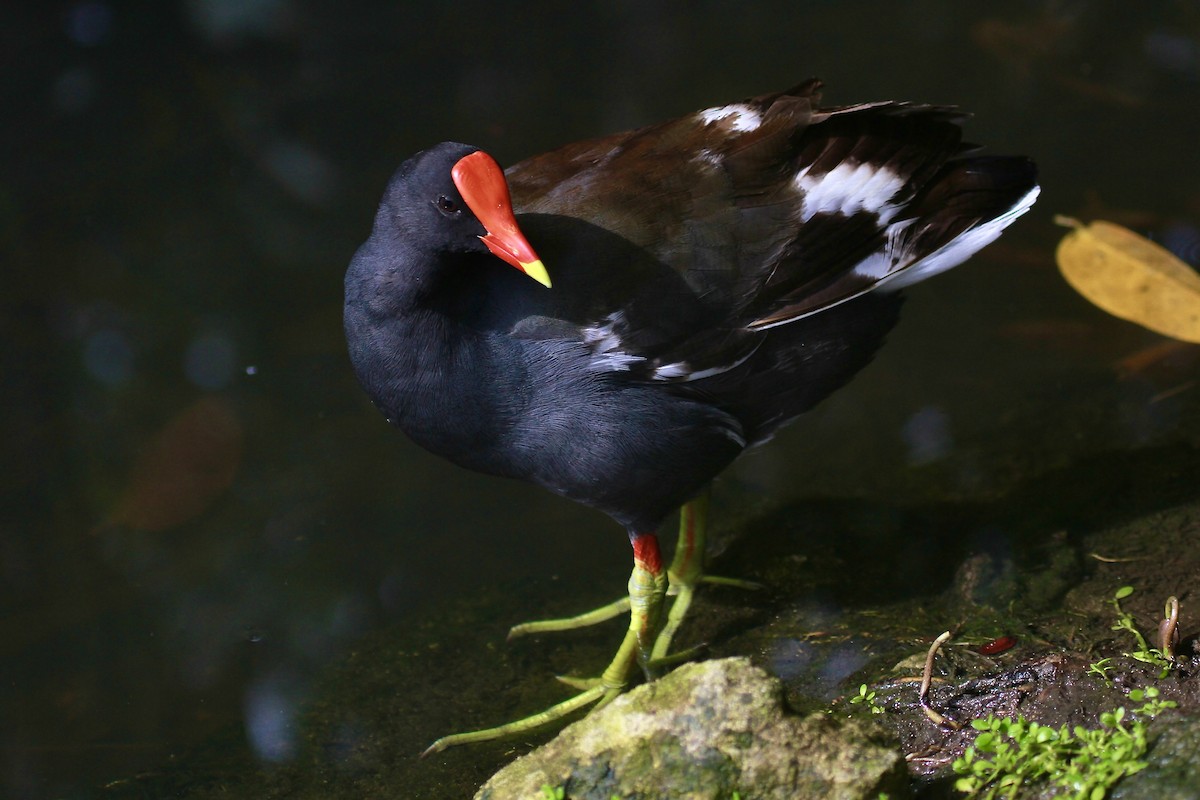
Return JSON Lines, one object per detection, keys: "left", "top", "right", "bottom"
{"left": 503, "top": 81, "right": 1036, "bottom": 378}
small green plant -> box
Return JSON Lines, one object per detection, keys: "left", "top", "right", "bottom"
{"left": 1129, "top": 685, "right": 1177, "bottom": 719}
{"left": 1085, "top": 657, "right": 1113, "bottom": 683}
{"left": 952, "top": 709, "right": 1148, "bottom": 799}
{"left": 850, "top": 683, "right": 885, "bottom": 714}
{"left": 1109, "top": 586, "right": 1173, "bottom": 677}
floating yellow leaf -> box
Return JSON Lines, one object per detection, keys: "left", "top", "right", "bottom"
{"left": 1055, "top": 216, "right": 1200, "bottom": 343}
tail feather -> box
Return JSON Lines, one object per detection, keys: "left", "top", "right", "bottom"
{"left": 747, "top": 153, "right": 1039, "bottom": 328}
{"left": 882, "top": 157, "right": 1039, "bottom": 290}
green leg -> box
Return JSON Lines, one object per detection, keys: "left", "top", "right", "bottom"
{"left": 651, "top": 491, "right": 707, "bottom": 661}
{"left": 422, "top": 532, "right": 667, "bottom": 757}
{"left": 651, "top": 487, "right": 761, "bottom": 662}
{"left": 507, "top": 489, "right": 758, "bottom": 646}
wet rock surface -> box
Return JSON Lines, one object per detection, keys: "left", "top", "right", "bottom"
{"left": 1114, "top": 714, "right": 1200, "bottom": 799}
{"left": 476, "top": 658, "right": 908, "bottom": 800}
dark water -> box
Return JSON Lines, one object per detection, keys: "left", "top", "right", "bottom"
{"left": 4, "top": 2, "right": 1200, "bottom": 798}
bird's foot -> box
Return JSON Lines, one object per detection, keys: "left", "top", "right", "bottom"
{"left": 507, "top": 595, "right": 630, "bottom": 639}
{"left": 699, "top": 574, "right": 764, "bottom": 591}
{"left": 648, "top": 573, "right": 761, "bottom": 661}
{"left": 422, "top": 631, "right": 642, "bottom": 758}
{"left": 423, "top": 542, "right": 668, "bottom": 757}
{"left": 420, "top": 679, "right": 618, "bottom": 758}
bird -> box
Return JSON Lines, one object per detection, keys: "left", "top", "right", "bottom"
{"left": 343, "top": 79, "right": 1039, "bottom": 755}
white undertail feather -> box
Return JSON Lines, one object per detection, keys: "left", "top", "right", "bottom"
{"left": 879, "top": 185, "right": 1041, "bottom": 290}
{"left": 749, "top": 184, "right": 1041, "bottom": 331}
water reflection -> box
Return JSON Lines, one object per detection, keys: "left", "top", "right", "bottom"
{"left": 901, "top": 406, "right": 954, "bottom": 466}
{"left": 261, "top": 141, "right": 339, "bottom": 208}
{"left": 83, "top": 328, "right": 135, "bottom": 386}
{"left": 244, "top": 671, "right": 300, "bottom": 762}
{"left": 185, "top": 0, "right": 294, "bottom": 45}
{"left": 51, "top": 67, "right": 99, "bottom": 115}
{"left": 184, "top": 331, "right": 238, "bottom": 390}
{"left": 65, "top": 2, "right": 114, "bottom": 47}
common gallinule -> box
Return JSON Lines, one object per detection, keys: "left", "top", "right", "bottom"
{"left": 344, "top": 79, "right": 1038, "bottom": 754}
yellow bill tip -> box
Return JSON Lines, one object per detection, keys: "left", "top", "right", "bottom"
{"left": 521, "top": 258, "right": 552, "bottom": 288}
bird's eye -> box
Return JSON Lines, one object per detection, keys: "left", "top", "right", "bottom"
{"left": 434, "top": 195, "right": 459, "bottom": 216}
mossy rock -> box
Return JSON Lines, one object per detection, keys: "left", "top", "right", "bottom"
{"left": 476, "top": 657, "right": 908, "bottom": 800}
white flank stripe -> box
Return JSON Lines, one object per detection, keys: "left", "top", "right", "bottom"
{"left": 581, "top": 311, "right": 626, "bottom": 349}
{"left": 795, "top": 162, "right": 906, "bottom": 222}
{"left": 652, "top": 361, "right": 691, "bottom": 379}
{"left": 582, "top": 311, "right": 644, "bottom": 372}
{"left": 697, "top": 104, "right": 762, "bottom": 132}
{"left": 592, "top": 352, "right": 645, "bottom": 371}
{"left": 718, "top": 424, "right": 748, "bottom": 448}
{"left": 652, "top": 339, "right": 763, "bottom": 382}
{"left": 881, "top": 185, "right": 1041, "bottom": 290}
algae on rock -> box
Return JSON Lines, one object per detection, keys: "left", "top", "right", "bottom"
{"left": 476, "top": 657, "right": 908, "bottom": 800}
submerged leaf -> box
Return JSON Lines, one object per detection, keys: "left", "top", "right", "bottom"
{"left": 107, "top": 395, "right": 243, "bottom": 531}
{"left": 1055, "top": 216, "right": 1200, "bottom": 343}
